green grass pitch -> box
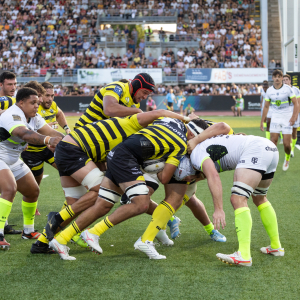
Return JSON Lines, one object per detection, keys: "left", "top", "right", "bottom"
{"left": 1, "top": 116, "right": 299, "bottom": 300}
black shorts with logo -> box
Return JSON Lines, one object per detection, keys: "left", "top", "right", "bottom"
{"left": 54, "top": 141, "right": 91, "bottom": 177}
{"left": 105, "top": 143, "right": 144, "bottom": 186}
{"left": 21, "top": 147, "right": 55, "bottom": 177}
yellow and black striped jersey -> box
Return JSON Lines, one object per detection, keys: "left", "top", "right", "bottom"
{"left": 0, "top": 96, "right": 16, "bottom": 110}
{"left": 74, "top": 81, "right": 140, "bottom": 128}
{"left": 136, "top": 118, "right": 187, "bottom": 167}
{"left": 70, "top": 114, "right": 143, "bottom": 162}
{"left": 26, "top": 101, "right": 59, "bottom": 152}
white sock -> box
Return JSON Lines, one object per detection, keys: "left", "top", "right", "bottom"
{"left": 0, "top": 229, "right": 4, "bottom": 235}
{"left": 23, "top": 225, "right": 34, "bottom": 234}
{"left": 5, "top": 220, "right": 8, "bottom": 226}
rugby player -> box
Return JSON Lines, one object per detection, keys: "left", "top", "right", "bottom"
{"left": 179, "top": 133, "right": 283, "bottom": 267}
{"left": 0, "top": 71, "right": 22, "bottom": 234}
{"left": 49, "top": 118, "right": 230, "bottom": 260}
{"left": 261, "top": 69, "right": 299, "bottom": 171}
{"left": 0, "top": 87, "right": 63, "bottom": 249}
{"left": 260, "top": 81, "right": 270, "bottom": 139}
{"left": 21, "top": 82, "right": 71, "bottom": 207}
{"left": 74, "top": 73, "right": 154, "bottom": 129}
{"left": 282, "top": 74, "right": 300, "bottom": 157}
{"left": 36, "top": 110, "right": 190, "bottom": 256}
{"left": 0, "top": 71, "right": 16, "bottom": 113}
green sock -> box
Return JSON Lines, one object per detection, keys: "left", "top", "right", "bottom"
{"left": 204, "top": 222, "right": 214, "bottom": 235}
{"left": 291, "top": 138, "right": 297, "bottom": 151}
{"left": 235, "top": 207, "right": 252, "bottom": 260}
{"left": 263, "top": 122, "right": 267, "bottom": 128}
{"left": 22, "top": 200, "right": 37, "bottom": 226}
{"left": 266, "top": 131, "right": 270, "bottom": 140}
{"left": 258, "top": 201, "right": 281, "bottom": 249}
{"left": 280, "top": 132, "right": 283, "bottom": 140}
{"left": 0, "top": 198, "right": 12, "bottom": 233}
{"left": 285, "top": 153, "right": 291, "bottom": 161}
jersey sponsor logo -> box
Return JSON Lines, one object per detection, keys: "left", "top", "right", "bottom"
{"left": 206, "top": 145, "right": 228, "bottom": 161}
{"left": 126, "top": 97, "right": 130, "bottom": 103}
{"left": 251, "top": 157, "right": 258, "bottom": 164}
{"left": 265, "top": 146, "right": 278, "bottom": 152}
{"left": 12, "top": 115, "right": 21, "bottom": 121}
{"left": 113, "top": 86, "right": 123, "bottom": 97}
{"left": 239, "top": 160, "right": 245, "bottom": 163}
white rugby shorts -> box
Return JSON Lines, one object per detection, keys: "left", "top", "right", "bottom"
{"left": 270, "top": 114, "right": 293, "bottom": 134}
{"left": 236, "top": 138, "right": 279, "bottom": 175}
{"left": 0, "top": 158, "right": 30, "bottom": 181}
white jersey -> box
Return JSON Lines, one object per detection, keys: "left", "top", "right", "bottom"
{"left": 191, "top": 135, "right": 252, "bottom": 172}
{"left": 264, "top": 84, "right": 295, "bottom": 117}
{"left": 190, "top": 134, "right": 278, "bottom": 174}
{"left": 0, "top": 104, "right": 46, "bottom": 165}
{"left": 290, "top": 86, "right": 300, "bottom": 107}
{"left": 261, "top": 89, "right": 267, "bottom": 108}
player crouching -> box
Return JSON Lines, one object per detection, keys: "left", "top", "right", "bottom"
{"left": 177, "top": 133, "right": 284, "bottom": 266}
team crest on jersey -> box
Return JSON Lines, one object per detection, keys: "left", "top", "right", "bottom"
{"left": 12, "top": 115, "right": 21, "bottom": 121}
{"left": 275, "top": 100, "right": 281, "bottom": 106}
{"left": 50, "top": 109, "right": 54, "bottom": 113}
{"left": 114, "top": 86, "right": 123, "bottom": 98}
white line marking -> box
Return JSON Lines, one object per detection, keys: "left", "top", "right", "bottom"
{"left": 43, "top": 175, "right": 49, "bottom": 179}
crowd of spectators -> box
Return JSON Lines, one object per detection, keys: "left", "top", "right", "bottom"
{"left": 0, "top": 0, "right": 268, "bottom": 78}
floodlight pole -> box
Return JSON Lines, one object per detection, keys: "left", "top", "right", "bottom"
{"left": 283, "top": 0, "right": 287, "bottom": 73}
{"left": 294, "top": 0, "right": 298, "bottom": 71}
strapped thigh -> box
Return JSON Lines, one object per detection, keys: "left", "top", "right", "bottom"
{"left": 231, "top": 181, "right": 254, "bottom": 199}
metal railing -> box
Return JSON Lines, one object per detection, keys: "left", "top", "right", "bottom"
{"left": 145, "top": 34, "right": 201, "bottom": 48}
{"left": 97, "top": 9, "right": 177, "bottom": 25}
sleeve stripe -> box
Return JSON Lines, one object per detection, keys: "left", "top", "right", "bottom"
{"left": 200, "top": 156, "right": 210, "bottom": 170}
{"left": 9, "top": 124, "right": 26, "bottom": 134}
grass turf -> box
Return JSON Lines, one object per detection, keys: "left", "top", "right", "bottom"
{"left": 1, "top": 116, "right": 299, "bottom": 300}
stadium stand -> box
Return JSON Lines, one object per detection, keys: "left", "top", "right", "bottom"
{"left": 0, "top": 0, "right": 268, "bottom": 94}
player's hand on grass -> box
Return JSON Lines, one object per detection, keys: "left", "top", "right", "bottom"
{"left": 213, "top": 209, "right": 226, "bottom": 230}
{"left": 260, "top": 122, "right": 264, "bottom": 131}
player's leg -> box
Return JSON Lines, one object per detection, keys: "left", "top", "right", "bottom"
{"left": 185, "top": 195, "right": 226, "bottom": 242}
{"left": 282, "top": 120, "right": 293, "bottom": 170}
{"left": 252, "top": 177, "right": 283, "bottom": 256}
{"left": 134, "top": 182, "right": 187, "bottom": 259}
{"left": 216, "top": 168, "right": 262, "bottom": 267}
{"left": 14, "top": 162, "right": 40, "bottom": 239}
{"left": 231, "top": 105, "right": 236, "bottom": 116}
{"left": 266, "top": 117, "right": 271, "bottom": 140}
{"left": 0, "top": 164, "right": 18, "bottom": 249}
{"left": 269, "top": 117, "right": 280, "bottom": 146}
{"left": 291, "top": 127, "right": 298, "bottom": 157}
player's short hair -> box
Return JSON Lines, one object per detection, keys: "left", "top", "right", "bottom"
{"left": 191, "top": 118, "right": 209, "bottom": 131}
{"left": 272, "top": 69, "right": 283, "bottom": 77}
{"left": 119, "top": 79, "right": 130, "bottom": 83}
{"left": 16, "top": 87, "right": 38, "bottom": 103}
{"left": 41, "top": 82, "right": 54, "bottom": 89}
{"left": 283, "top": 74, "right": 291, "bottom": 80}
{"left": 24, "top": 81, "right": 46, "bottom": 95}
{"left": 263, "top": 80, "right": 269, "bottom": 86}
{"left": 0, "top": 71, "right": 16, "bottom": 83}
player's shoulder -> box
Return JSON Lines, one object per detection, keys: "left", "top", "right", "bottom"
{"left": 102, "top": 81, "right": 128, "bottom": 98}
{"left": 0, "top": 95, "right": 12, "bottom": 102}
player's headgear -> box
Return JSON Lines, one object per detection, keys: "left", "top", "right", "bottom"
{"left": 131, "top": 73, "right": 155, "bottom": 97}
{"left": 186, "top": 119, "right": 208, "bottom": 136}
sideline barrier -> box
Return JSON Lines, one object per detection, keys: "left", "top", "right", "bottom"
{"left": 54, "top": 95, "right": 261, "bottom": 113}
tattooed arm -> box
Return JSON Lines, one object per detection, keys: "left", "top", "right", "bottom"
{"left": 37, "top": 123, "right": 65, "bottom": 138}
{"left": 11, "top": 126, "right": 62, "bottom": 147}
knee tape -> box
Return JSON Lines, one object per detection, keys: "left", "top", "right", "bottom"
{"left": 231, "top": 181, "right": 254, "bottom": 199}
{"left": 81, "top": 168, "right": 104, "bottom": 190}
{"left": 253, "top": 186, "right": 269, "bottom": 196}
{"left": 63, "top": 185, "right": 87, "bottom": 199}
{"left": 185, "top": 182, "right": 197, "bottom": 200}
{"left": 99, "top": 187, "right": 121, "bottom": 204}
{"left": 143, "top": 172, "right": 159, "bottom": 192}
{"left": 125, "top": 182, "right": 149, "bottom": 200}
